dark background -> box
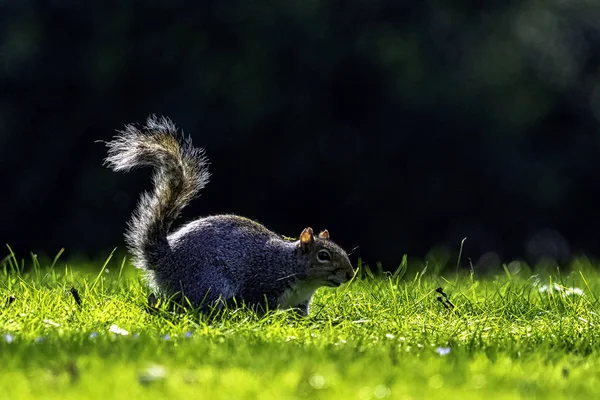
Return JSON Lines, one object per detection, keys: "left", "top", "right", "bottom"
{"left": 2, "top": 1, "right": 600, "bottom": 271}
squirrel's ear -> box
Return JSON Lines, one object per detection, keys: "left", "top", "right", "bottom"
{"left": 318, "top": 229, "right": 330, "bottom": 240}
{"left": 300, "top": 227, "right": 314, "bottom": 248}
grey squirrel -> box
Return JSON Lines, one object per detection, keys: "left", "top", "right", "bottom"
{"left": 104, "top": 115, "right": 354, "bottom": 315}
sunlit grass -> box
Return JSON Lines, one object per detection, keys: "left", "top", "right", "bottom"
{"left": 1, "top": 250, "right": 600, "bottom": 399}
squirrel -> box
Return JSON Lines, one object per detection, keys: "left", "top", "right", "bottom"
{"left": 104, "top": 115, "right": 355, "bottom": 315}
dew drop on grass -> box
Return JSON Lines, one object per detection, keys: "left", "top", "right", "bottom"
{"left": 374, "top": 385, "right": 391, "bottom": 398}
{"left": 309, "top": 374, "right": 325, "bottom": 389}
{"left": 472, "top": 374, "right": 486, "bottom": 389}
{"left": 428, "top": 374, "right": 444, "bottom": 389}
{"left": 183, "top": 371, "right": 197, "bottom": 384}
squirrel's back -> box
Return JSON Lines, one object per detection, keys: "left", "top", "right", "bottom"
{"left": 162, "top": 214, "right": 302, "bottom": 308}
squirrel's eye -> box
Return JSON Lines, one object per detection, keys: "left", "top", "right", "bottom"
{"left": 317, "top": 250, "right": 332, "bottom": 263}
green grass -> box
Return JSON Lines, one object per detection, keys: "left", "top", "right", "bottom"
{"left": 2, "top": 252, "right": 600, "bottom": 400}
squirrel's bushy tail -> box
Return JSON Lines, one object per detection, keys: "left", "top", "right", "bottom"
{"left": 104, "top": 115, "right": 210, "bottom": 270}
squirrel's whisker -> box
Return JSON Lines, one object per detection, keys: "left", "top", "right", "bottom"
{"left": 276, "top": 273, "right": 301, "bottom": 282}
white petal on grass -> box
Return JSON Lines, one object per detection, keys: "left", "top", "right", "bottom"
{"left": 4, "top": 334, "right": 14, "bottom": 344}
{"left": 565, "top": 287, "right": 584, "bottom": 296}
{"left": 138, "top": 364, "right": 167, "bottom": 385}
{"left": 578, "top": 317, "right": 595, "bottom": 327}
{"left": 539, "top": 283, "right": 584, "bottom": 296}
{"left": 109, "top": 324, "right": 129, "bottom": 336}
{"left": 435, "top": 347, "right": 451, "bottom": 356}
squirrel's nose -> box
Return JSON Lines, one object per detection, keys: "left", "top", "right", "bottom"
{"left": 345, "top": 269, "right": 355, "bottom": 281}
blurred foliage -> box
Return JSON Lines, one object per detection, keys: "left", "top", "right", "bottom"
{"left": 2, "top": 1, "right": 600, "bottom": 270}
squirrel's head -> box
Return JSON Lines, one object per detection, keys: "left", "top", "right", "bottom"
{"left": 297, "top": 227, "right": 355, "bottom": 287}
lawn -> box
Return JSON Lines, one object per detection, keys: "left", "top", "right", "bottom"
{"left": 1, "top": 250, "right": 600, "bottom": 400}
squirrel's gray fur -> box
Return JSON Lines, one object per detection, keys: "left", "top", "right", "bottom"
{"left": 104, "top": 115, "right": 354, "bottom": 315}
